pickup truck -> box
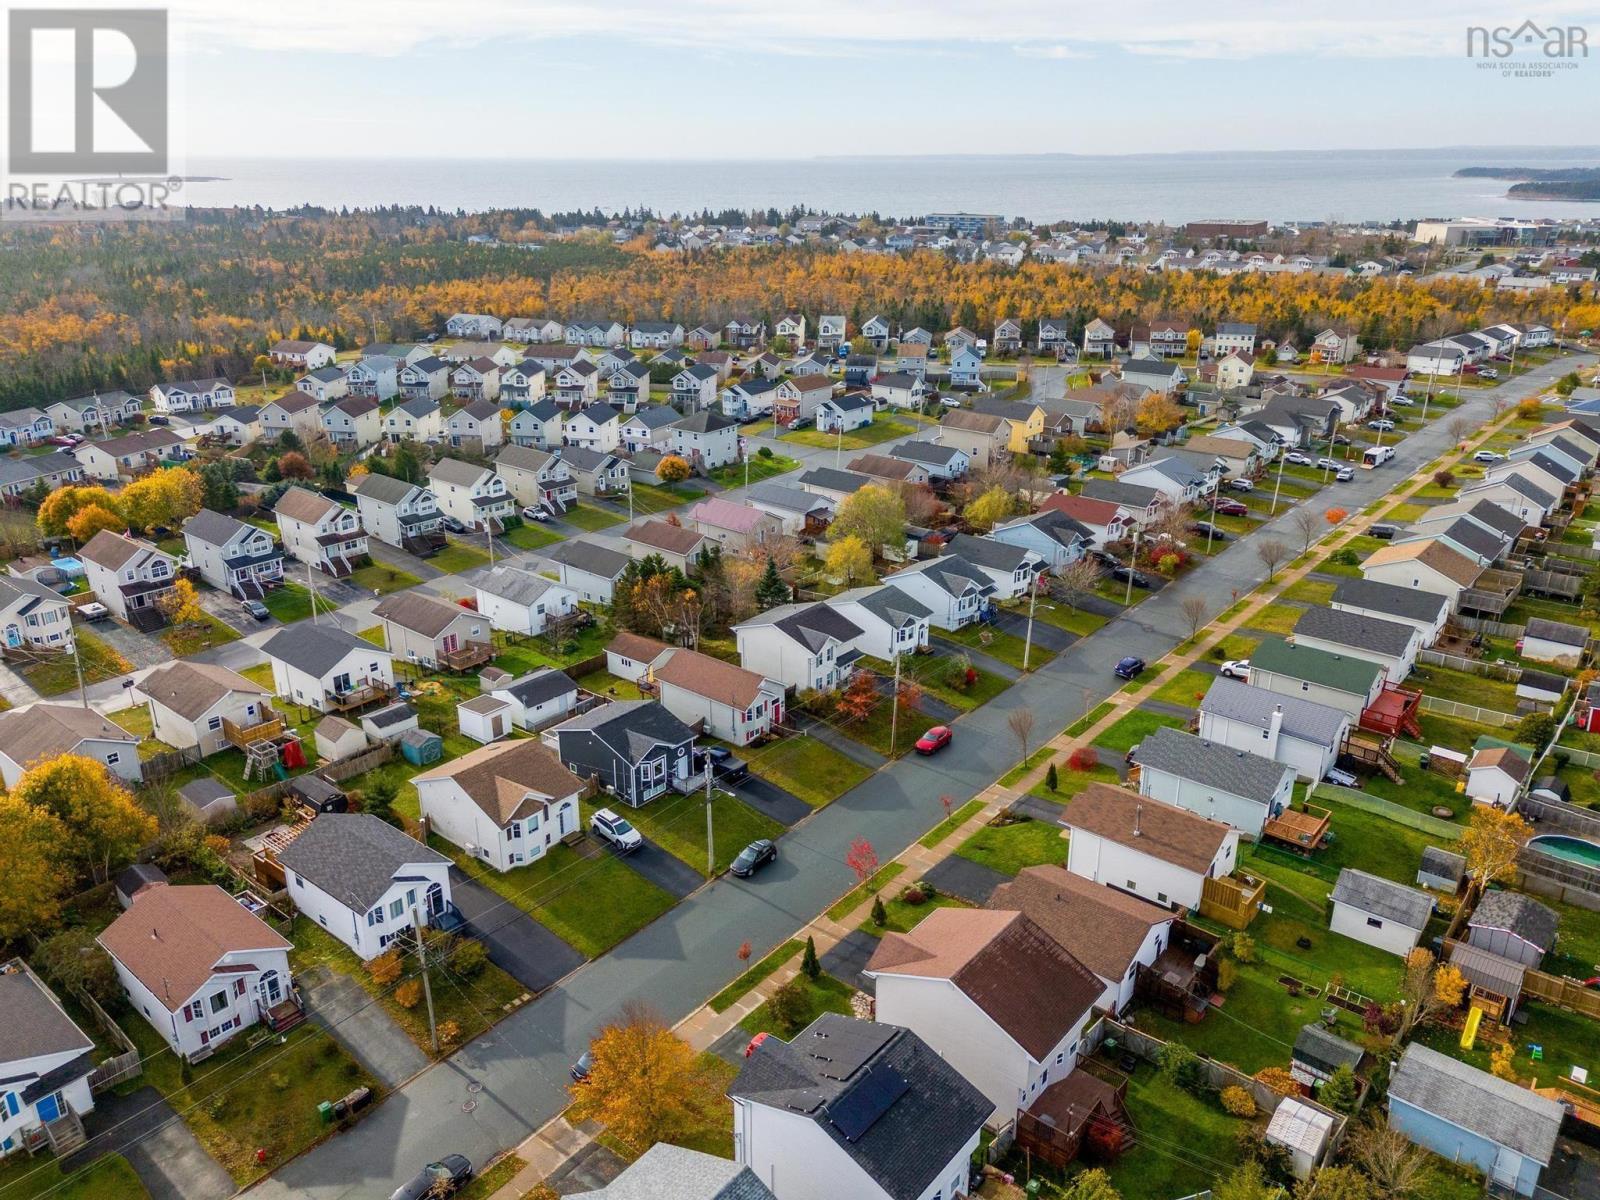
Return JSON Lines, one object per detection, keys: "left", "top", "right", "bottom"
{"left": 701, "top": 746, "right": 749, "bottom": 782}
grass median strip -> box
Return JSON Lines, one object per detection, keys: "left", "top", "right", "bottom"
{"left": 825, "top": 863, "right": 905, "bottom": 922}
{"left": 918, "top": 799, "right": 985, "bottom": 848}
{"left": 709, "top": 940, "right": 803, "bottom": 1012}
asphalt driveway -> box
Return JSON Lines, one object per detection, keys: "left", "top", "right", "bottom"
{"left": 68, "top": 1086, "right": 234, "bottom": 1200}
{"left": 87, "top": 617, "right": 171, "bottom": 670}
{"left": 616, "top": 839, "right": 703, "bottom": 898}
{"left": 303, "top": 965, "right": 428, "bottom": 1088}
{"left": 727, "top": 775, "right": 810, "bottom": 827}
{"left": 923, "top": 854, "right": 1009, "bottom": 906}
{"left": 449, "top": 870, "right": 584, "bottom": 994}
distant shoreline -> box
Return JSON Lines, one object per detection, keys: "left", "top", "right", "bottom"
{"left": 1453, "top": 165, "right": 1600, "bottom": 201}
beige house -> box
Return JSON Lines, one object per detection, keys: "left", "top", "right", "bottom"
{"left": 274, "top": 486, "right": 369, "bottom": 577}
{"left": 372, "top": 591, "right": 493, "bottom": 671}
{"left": 938, "top": 409, "right": 1010, "bottom": 469}
{"left": 139, "top": 661, "right": 276, "bottom": 758}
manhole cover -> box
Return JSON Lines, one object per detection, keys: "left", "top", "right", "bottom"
{"left": 461, "top": 1099, "right": 477, "bottom": 1113}
{"left": 466, "top": 1081, "right": 484, "bottom": 1094}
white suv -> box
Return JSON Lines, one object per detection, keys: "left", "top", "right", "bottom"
{"left": 590, "top": 808, "right": 642, "bottom": 853}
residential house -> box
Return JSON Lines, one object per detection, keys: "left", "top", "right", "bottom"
{"left": 0, "top": 408, "right": 55, "bottom": 447}
{"left": 72, "top": 431, "right": 184, "bottom": 482}
{"left": 446, "top": 399, "right": 505, "bottom": 452}
{"left": 494, "top": 444, "right": 577, "bottom": 513}
{"left": 352, "top": 473, "right": 445, "bottom": 555}
{"left": 844, "top": 354, "right": 878, "bottom": 387}
{"left": 1409, "top": 500, "right": 1530, "bottom": 556}
{"left": 1130, "top": 320, "right": 1191, "bottom": 359}
{"left": 498, "top": 360, "right": 548, "bottom": 408}
{"left": 828, "top": 585, "right": 932, "bottom": 662}
{"left": 79, "top": 529, "right": 177, "bottom": 629}
{"left": 1182, "top": 433, "right": 1260, "bottom": 478}
{"left": 450, "top": 358, "right": 502, "bottom": 403}
{"left": 296, "top": 366, "right": 349, "bottom": 405}
{"left": 969, "top": 396, "right": 1046, "bottom": 454}
{"left": 488, "top": 668, "right": 581, "bottom": 733}
{"left": 860, "top": 314, "right": 892, "bottom": 349}
{"left": 686, "top": 497, "right": 782, "bottom": 551}
{"left": 0, "top": 703, "right": 140, "bottom": 789}
{"left": 623, "top": 520, "right": 710, "bottom": 574}
{"left": 563, "top": 402, "right": 622, "bottom": 453}
{"left": 883, "top": 555, "right": 993, "bottom": 631}
{"left": 182, "top": 508, "right": 284, "bottom": 599}
{"left": 1457, "top": 474, "right": 1558, "bottom": 527}
{"left": 992, "top": 317, "right": 1024, "bottom": 355}
{"left": 1076, "top": 479, "right": 1170, "bottom": 526}
{"left": 0, "top": 959, "right": 98, "bottom": 1152}
{"left": 564, "top": 320, "right": 625, "bottom": 348}
{"left": 504, "top": 318, "right": 561, "bottom": 344}
{"left": 987, "top": 511, "right": 1090, "bottom": 574}
{"left": 321, "top": 395, "right": 381, "bottom": 450}
{"left": 729, "top": 1014, "right": 991, "bottom": 1200}
{"left": 98, "top": 884, "right": 294, "bottom": 1061}
{"left": 261, "top": 624, "right": 394, "bottom": 713}
{"left": 343, "top": 355, "right": 398, "bottom": 401}
{"left": 195, "top": 405, "right": 261, "bottom": 447}
{"left": 816, "top": 393, "right": 875, "bottom": 434}
{"left": 1132, "top": 725, "right": 1295, "bottom": 839}
{"left": 138, "top": 661, "right": 274, "bottom": 759}
{"left": 1406, "top": 341, "right": 1468, "bottom": 376}
{"left": 671, "top": 410, "right": 741, "bottom": 471}
{"left": 1119, "top": 455, "right": 1215, "bottom": 505}
{"left": 257, "top": 391, "right": 322, "bottom": 442}
{"left": 1198, "top": 677, "right": 1350, "bottom": 783}
{"left": 865, "top": 908, "right": 1101, "bottom": 1118}
{"left": 416, "top": 738, "right": 585, "bottom": 872}
{"left": 382, "top": 397, "right": 443, "bottom": 444}
{"left": 570, "top": 1144, "right": 774, "bottom": 1200}
{"left": 270, "top": 339, "right": 335, "bottom": 370}
{"left": 944, "top": 326, "right": 979, "bottom": 353}
{"left": 1062, "top": 784, "right": 1240, "bottom": 911}
{"left": 649, "top": 647, "right": 785, "bottom": 744}
{"left": 1485, "top": 454, "right": 1577, "bottom": 503}
{"left": 1466, "top": 743, "right": 1529, "bottom": 808}
{"left": 815, "top": 314, "right": 847, "bottom": 350}
{"left": 1292, "top": 606, "right": 1421, "bottom": 682}
{"left": 732, "top": 602, "right": 864, "bottom": 692}
{"left": 275, "top": 485, "right": 368, "bottom": 577}
{"left": 745, "top": 482, "right": 834, "bottom": 536}
{"left": 606, "top": 360, "right": 651, "bottom": 411}
{"left": 629, "top": 321, "right": 684, "bottom": 350}
{"left": 150, "top": 378, "right": 235, "bottom": 414}
{"left": 724, "top": 317, "right": 767, "bottom": 348}
{"left": 1213, "top": 322, "right": 1258, "bottom": 355}
{"left": 605, "top": 631, "right": 670, "bottom": 684}
{"left": 509, "top": 397, "right": 565, "bottom": 450}
{"left": 1311, "top": 329, "right": 1361, "bottom": 364}
{"left": 544, "top": 540, "right": 630, "bottom": 604}
{"left": 398, "top": 356, "right": 451, "bottom": 402}
{"left": 938, "top": 409, "right": 1010, "bottom": 469}
{"left": 797, "top": 466, "right": 873, "bottom": 505}
{"left": 887, "top": 439, "right": 969, "bottom": 481}
{"left": 1388, "top": 1044, "right": 1564, "bottom": 1197}
{"left": 773, "top": 375, "right": 835, "bottom": 427}
{"left": 1329, "top": 579, "right": 1451, "bottom": 647}
{"left": 276, "top": 814, "right": 452, "bottom": 961}
{"left": 774, "top": 314, "right": 806, "bottom": 345}
{"left": 1036, "top": 317, "right": 1074, "bottom": 358}
{"left": 0, "top": 575, "right": 75, "bottom": 656}
{"left": 1118, "top": 357, "right": 1186, "bottom": 395}
{"left": 544, "top": 700, "right": 701, "bottom": 807}
{"left": 46, "top": 389, "right": 139, "bottom": 435}
{"left": 1036, "top": 494, "right": 1131, "bottom": 550}
{"left": 428, "top": 458, "right": 514, "bottom": 532}
{"left": 1329, "top": 869, "right": 1432, "bottom": 957}
{"left": 721, "top": 377, "right": 781, "bottom": 421}
{"left": 1082, "top": 318, "right": 1117, "bottom": 358}
{"left": 446, "top": 313, "right": 503, "bottom": 339}
{"left": 847, "top": 453, "right": 928, "bottom": 487}
{"left": 991, "top": 865, "right": 1177, "bottom": 1017}
{"left": 1247, "top": 636, "right": 1386, "bottom": 724}
{"left": 949, "top": 345, "right": 985, "bottom": 388}
{"left": 618, "top": 405, "right": 681, "bottom": 454}
{"left": 1360, "top": 539, "right": 1483, "bottom": 608}
{"left": 943, "top": 535, "right": 1042, "bottom": 602}
{"left": 559, "top": 446, "right": 630, "bottom": 497}
{"left": 672, "top": 364, "right": 721, "bottom": 412}
{"left": 372, "top": 591, "right": 492, "bottom": 671}
{"left": 870, "top": 372, "right": 932, "bottom": 411}
{"left": 470, "top": 564, "right": 579, "bottom": 637}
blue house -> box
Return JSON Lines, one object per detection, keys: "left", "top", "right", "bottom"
{"left": 816, "top": 393, "right": 874, "bottom": 434}
{"left": 1388, "top": 1043, "right": 1564, "bottom": 1196}
{"left": 949, "top": 346, "right": 985, "bottom": 388}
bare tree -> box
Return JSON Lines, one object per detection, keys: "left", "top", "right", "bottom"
{"left": 1052, "top": 557, "right": 1102, "bottom": 612}
{"left": 1347, "top": 1119, "right": 1431, "bottom": 1200}
{"left": 1446, "top": 415, "right": 1472, "bottom": 445}
{"left": 1180, "top": 595, "right": 1208, "bottom": 641}
{"left": 1255, "top": 538, "right": 1290, "bottom": 581}
{"left": 1289, "top": 506, "right": 1323, "bottom": 553}
{"left": 1007, "top": 708, "right": 1037, "bottom": 765}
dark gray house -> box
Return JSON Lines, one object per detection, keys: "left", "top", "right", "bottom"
{"left": 543, "top": 700, "right": 701, "bottom": 807}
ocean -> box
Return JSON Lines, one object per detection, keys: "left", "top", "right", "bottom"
{"left": 176, "top": 146, "right": 1600, "bottom": 224}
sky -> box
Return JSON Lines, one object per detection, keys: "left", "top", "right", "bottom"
{"left": 133, "top": 0, "right": 1600, "bottom": 157}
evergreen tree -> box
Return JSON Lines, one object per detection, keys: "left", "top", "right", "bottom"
{"left": 754, "top": 556, "right": 788, "bottom": 609}
{"left": 1045, "top": 762, "right": 1058, "bottom": 792}
{"left": 801, "top": 936, "right": 821, "bottom": 980}
{"left": 870, "top": 896, "right": 887, "bottom": 927}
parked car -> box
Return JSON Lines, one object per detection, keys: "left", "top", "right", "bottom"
{"left": 1109, "top": 565, "right": 1151, "bottom": 588}
{"left": 1188, "top": 521, "right": 1229, "bottom": 541}
{"left": 1335, "top": 467, "right": 1355, "bottom": 482}
{"left": 590, "top": 807, "right": 642, "bottom": 853}
{"left": 569, "top": 1051, "right": 592, "bottom": 1082}
{"left": 241, "top": 599, "right": 271, "bottom": 621}
{"left": 1389, "top": 396, "right": 1414, "bottom": 407}
{"left": 1283, "top": 451, "right": 1313, "bottom": 466}
{"left": 1367, "top": 419, "right": 1395, "bottom": 432}
{"left": 440, "top": 515, "right": 466, "bottom": 533}
{"left": 520, "top": 505, "right": 549, "bottom": 522}
{"left": 148, "top": 414, "right": 169, "bottom": 425}
{"left": 1220, "top": 659, "right": 1250, "bottom": 680}
{"left": 1226, "top": 478, "right": 1254, "bottom": 492}
{"left": 1315, "top": 457, "right": 1340, "bottom": 471}
{"left": 1213, "top": 498, "right": 1249, "bottom": 517}
{"left": 1369, "top": 523, "right": 1400, "bottom": 540}
{"left": 1086, "top": 549, "right": 1119, "bottom": 567}
{"left": 1479, "top": 368, "right": 1499, "bottom": 380}
{"left": 730, "top": 839, "right": 777, "bottom": 878}
{"left": 1114, "top": 656, "right": 1146, "bottom": 680}
{"left": 915, "top": 725, "right": 953, "bottom": 755}
{"left": 1473, "top": 450, "right": 1505, "bottom": 463}
{"left": 702, "top": 745, "right": 748, "bottom": 782}
{"left": 390, "top": 1156, "right": 473, "bottom": 1200}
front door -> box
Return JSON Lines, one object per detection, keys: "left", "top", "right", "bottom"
{"left": 442, "top": 633, "right": 458, "bottom": 654}
{"left": 426, "top": 883, "right": 445, "bottom": 917}
{"left": 35, "top": 1092, "right": 61, "bottom": 1122}
{"left": 258, "top": 969, "right": 282, "bottom": 1007}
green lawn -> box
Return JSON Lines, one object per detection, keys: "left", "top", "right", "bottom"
{"left": 955, "top": 816, "right": 1068, "bottom": 875}
{"left": 1539, "top": 895, "right": 1600, "bottom": 979}
{"left": 1030, "top": 604, "right": 1110, "bottom": 636}
{"left": 1094, "top": 710, "right": 1185, "bottom": 754}
{"left": 456, "top": 1156, "right": 527, "bottom": 1200}
{"left": 1249, "top": 603, "right": 1304, "bottom": 634}
{"left": 887, "top": 655, "right": 1012, "bottom": 711}
{"left": 107, "top": 703, "right": 154, "bottom": 737}
{"left": 998, "top": 747, "right": 1056, "bottom": 787}
{"left": 937, "top": 622, "right": 1051, "bottom": 671}
{"left": 601, "top": 791, "right": 783, "bottom": 878}
{"left": 1420, "top": 1001, "right": 1597, "bottom": 1087}
{"left": 1412, "top": 664, "right": 1520, "bottom": 714}
{"left": 782, "top": 415, "right": 916, "bottom": 450}
{"left": 443, "top": 837, "right": 677, "bottom": 957}
{"left": 826, "top": 863, "right": 905, "bottom": 921}
{"left": 161, "top": 613, "right": 240, "bottom": 656}
{"left": 919, "top": 798, "right": 985, "bottom": 848}
{"left": 1361, "top": 755, "right": 1473, "bottom": 820}
{"left": 706, "top": 453, "right": 802, "bottom": 487}
{"left": 122, "top": 1014, "right": 377, "bottom": 1187}
{"left": 1151, "top": 669, "right": 1216, "bottom": 709}
{"left": 1105, "top": 1067, "right": 1251, "bottom": 1200}
{"left": 1415, "top": 711, "right": 1504, "bottom": 754}
{"left": 22, "top": 628, "right": 132, "bottom": 694}
{"left": 562, "top": 503, "right": 624, "bottom": 531}
{"left": 347, "top": 561, "right": 424, "bottom": 594}
{"left": 500, "top": 522, "right": 564, "bottom": 551}
{"left": 489, "top": 621, "right": 612, "bottom": 673}
{"left": 740, "top": 734, "right": 870, "bottom": 807}
{"left": 628, "top": 481, "right": 705, "bottom": 514}
{"left": 237, "top": 661, "right": 276, "bottom": 690}
{"left": 709, "top": 940, "right": 802, "bottom": 1013}
{"left": 862, "top": 888, "right": 972, "bottom": 935}
{"left": 428, "top": 539, "right": 491, "bottom": 574}
{"left": 574, "top": 669, "right": 645, "bottom": 701}
{"left": 261, "top": 581, "right": 339, "bottom": 624}
{"left": 738, "top": 971, "right": 855, "bottom": 1038}
{"left": 0, "top": 1154, "right": 150, "bottom": 1200}
{"left": 1209, "top": 631, "right": 1261, "bottom": 661}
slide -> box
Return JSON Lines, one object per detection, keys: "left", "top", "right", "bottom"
{"left": 1461, "top": 1006, "right": 1483, "bottom": 1050}
{"left": 273, "top": 761, "right": 289, "bottom": 781}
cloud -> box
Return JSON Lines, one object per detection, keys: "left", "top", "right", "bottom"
{"left": 168, "top": 0, "right": 1597, "bottom": 61}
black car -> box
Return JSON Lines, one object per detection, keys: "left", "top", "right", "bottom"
{"left": 1369, "top": 523, "right": 1400, "bottom": 540}
{"left": 702, "top": 745, "right": 749, "bottom": 782}
{"left": 241, "top": 599, "right": 271, "bottom": 621}
{"left": 730, "top": 839, "right": 777, "bottom": 878}
{"left": 1086, "top": 549, "right": 1119, "bottom": 568}
{"left": 1114, "top": 655, "right": 1146, "bottom": 680}
{"left": 1187, "top": 521, "right": 1229, "bottom": 541}
{"left": 148, "top": 414, "right": 170, "bottom": 425}
{"left": 1109, "top": 565, "right": 1151, "bottom": 588}
{"left": 390, "top": 1155, "right": 473, "bottom": 1200}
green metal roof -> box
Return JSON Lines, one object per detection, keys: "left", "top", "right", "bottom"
{"left": 1251, "top": 635, "right": 1381, "bottom": 695}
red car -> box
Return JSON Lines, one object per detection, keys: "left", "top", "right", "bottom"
{"left": 915, "top": 726, "right": 953, "bottom": 755}
{"left": 1212, "top": 498, "right": 1249, "bottom": 517}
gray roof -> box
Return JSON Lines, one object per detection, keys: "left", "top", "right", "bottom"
{"left": 750, "top": 601, "right": 864, "bottom": 653}
{"left": 553, "top": 700, "right": 695, "bottom": 764}
{"left": 674, "top": 410, "right": 739, "bottom": 434}
{"left": 429, "top": 457, "right": 492, "bottom": 487}
{"left": 1330, "top": 579, "right": 1448, "bottom": 625}
{"left": 798, "top": 467, "right": 873, "bottom": 493}
{"left": 1419, "top": 846, "right": 1466, "bottom": 883}
{"left": 1524, "top": 451, "right": 1577, "bottom": 485}
{"left": 570, "top": 1144, "right": 775, "bottom": 1200}
{"left": 1292, "top": 1024, "right": 1363, "bottom": 1075}
{"left": 625, "top": 405, "right": 683, "bottom": 430}
{"left": 1199, "top": 677, "right": 1348, "bottom": 750}
{"left": 276, "top": 813, "right": 447, "bottom": 912}
{"left": 560, "top": 446, "right": 622, "bottom": 474}
{"left": 545, "top": 539, "right": 631, "bottom": 580}
{"left": 890, "top": 554, "right": 992, "bottom": 599}
{"left": 1131, "top": 726, "right": 1293, "bottom": 805}
{"left": 1080, "top": 478, "right": 1161, "bottom": 509}
{"left": 1293, "top": 606, "right": 1417, "bottom": 658}
{"left": 888, "top": 440, "right": 965, "bottom": 468}
{"left": 263, "top": 624, "right": 385, "bottom": 677}
{"left": 1390, "top": 1043, "right": 1563, "bottom": 1164}
{"left": 501, "top": 668, "right": 578, "bottom": 709}
{"left": 747, "top": 482, "right": 831, "bottom": 515}
{"left": 182, "top": 508, "right": 250, "bottom": 548}
{"left": 1524, "top": 617, "right": 1587, "bottom": 648}
{"left": 947, "top": 533, "right": 1034, "bottom": 574}
{"left": 469, "top": 564, "right": 563, "bottom": 607}
{"left": 0, "top": 963, "right": 94, "bottom": 1065}
{"left": 1482, "top": 472, "right": 1556, "bottom": 508}
{"left": 1469, "top": 891, "right": 1559, "bottom": 952}
{"left": 353, "top": 472, "right": 423, "bottom": 505}
{"left": 1330, "top": 868, "right": 1433, "bottom": 929}
{"left": 730, "top": 1015, "right": 993, "bottom": 1200}
{"left": 1448, "top": 942, "right": 1527, "bottom": 1001}
{"left": 831, "top": 585, "right": 932, "bottom": 629}
{"left": 1421, "top": 517, "right": 1505, "bottom": 562}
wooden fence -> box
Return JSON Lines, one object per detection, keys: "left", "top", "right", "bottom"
{"left": 77, "top": 987, "right": 141, "bottom": 1092}
{"left": 1452, "top": 616, "right": 1528, "bottom": 638}
{"left": 1522, "top": 568, "right": 1585, "bottom": 600}
{"left": 1520, "top": 968, "right": 1600, "bottom": 1018}
{"left": 140, "top": 744, "right": 203, "bottom": 781}
{"left": 1417, "top": 650, "right": 1522, "bottom": 681}
{"left": 1417, "top": 695, "right": 1520, "bottom": 728}
{"left": 322, "top": 742, "right": 394, "bottom": 783}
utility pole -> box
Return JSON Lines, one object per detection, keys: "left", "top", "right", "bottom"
{"left": 73, "top": 635, "right": 88, "bottom": 709}
{"left": 835, "top": 422, "right": 844, "bottom": 469}
{"left": 1123, "top": 530, "right": 1141, "bottom": 606}
{"left": 412, "top": 907, "right": 438, "bottom": 1054}
{"left": 1021, "top": 572, "right": 1042, "bottom": 670}
{"left": 704, "top": 759, "right": 715, "bottom": 878}
{"left": 887, "top": 650, "right": 902, "bottom": 756}
{"left": 307, "top": 560, "right": 319, "bottom": 625}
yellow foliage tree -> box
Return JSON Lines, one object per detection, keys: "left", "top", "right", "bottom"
{"left": 1460, "top": 806, "right": 1532, "bottom": 899}
{"left": 367, "top": 949, "right": 402, "bottom": 986}
{"left": 566, "top": 1002, "right": 715, "bottom": 1154}
{"left": 1134, "top": 393, "right": 1184, "bottom": 437}
{"left": 0, "top": 795, "right": 70, "bottom": 942}
{"left": 158, "top": 576, "right": 207, "bottom": 626}
{"left": 656, "top": 454, "right": 692, "bottom": 487}
{"left": 1490, "top": 1042, "right": 1517, "bottom": 1081}
{"left": 66, "top": 504, "right": 125, "bottom": 543}
{"left": 964, "top": 485, "right": 1017, "bottom": 532}
{"left": 120, "top": 466, "right": 203, "bottom": 533}
{"left": 37, "top": 486, "right": 122, "bottom": 538}
{"left": 824, "top": 535, "right": 875, "bottom": 585}
{"left": 830, "top": 484, "right": 906, "bottom": 552}
{"left": 1433, "top": 963, "right": 1467, "bottom": 1008}
{"left": 11, "top": 754, "right": 156, "bottom": 884}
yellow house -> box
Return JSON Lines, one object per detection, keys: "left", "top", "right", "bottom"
{"left": 970, "top": 395, "right": 1045, "bottom": 453}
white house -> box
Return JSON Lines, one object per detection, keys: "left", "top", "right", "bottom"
{"left": 398, "top": 356, "right": 451, "bottom": 402}
{"left": 729, "top": 1014, "right": 991, "bottom": 1200}
{"left": 1197, "top": 677, "right": 1350, "bottom": 784}
{"left": 1465, "top": 744, "right": 1530, "bottom": 809}
{"left": 563, "top": 402, "right": 622, "bottom": 453}
{"left": 0, "top": 960, "right": 98, "bottom": 1153}
{"left": 816, "top": 393, "right": 875, "bottom": 434}
{"left": 618, "top": 406, "right": 681, "bottom": 454}
{"left": 1328, "top": 869, "right": 1432, "bottom": 957}
{"left": 352, "top": 472, "right": 445, "bottom": 555}
{"left": 943, "top": 535, "right": 1043, "bottom": 602}
{"left": 344, "top": 355, "right": 398, "bottom": 401}
{"left": 1292, "top": 606, "right": 1421, "bottom": 683}
{"left": 275, "top": 485, "right": 368, "bottom": 577}
{"left": 98, "top": 884, "right": 294, "bottom": 1061}
{"left": 1359, "top": 538, "right": 1483, "bottom": 609}
{"left": 278, "top": 814, "right": 453, "bottom": 960}
{"left": 258, "top": 391, "right": 323, "bottom": 441}
{"left": 271, "top": 339, "right": 335, "bottom": 370}
{"left": 428, "top": 458, "right": 514, "bottom": 532}
{"left": 0, "top": 703, "right": 140, "bottom": 789}
{"left": 322, "top": 395, "right": 382, "bottom": 449}
{"left": 1247, "top": 636, "right": 1385, "bottom": 724}
{"left": 828, "top": 585, "right": 932, "bottom": 662}
{"left": 732, "top": 601, "right": 864, "bottom": 692}
{"left": 494, "top": 445, "right": 577, "bottom": 514}
{"left": 649, "top": 647, "right": 785, "bottom": 745}
{"left": 883, "top": 556, "right": 992, "bottom": 631}
{"left": 262, "top": 624, "right": 394, "bottom": 713}
{"left": 372, "top": 591, "right": 491, "bottom": 670}
{"left": 446, "top": 399, "right": 505, "bottom": 451}
{"left": 1063, "top": 784, "right": 1240, "bottom": 911}
{"left": 382, "top": 397, "right": 444, "bottom": 444}
{"left": 450, "top": 358, "right": 503, "bottom": 403}
{"left": 0, "top": 574, "right": 76, "bottom": 656}
{"left": 138, "top": 661, "right": 275, "bottom": 759}
{"left": 672, "top": 365, "right": 721, "bottom": 412}
{"left": 446, "top": 312, "right": 503, "bottom": 339}
{"left": 865, "top": 908, "right": 1102, "bottom": 1119}
{"left": 544, "top": 540, "right": 631, "bottom": 605}
{"left": 605, "top": 632, "right": 670, "bottom": 683}
{"left": 623, "top": 519, "right": 711, "bottom": 574}
{"left": 46, "top": 390, "right": 139, "bottom": 436}
{"left": 470, "top": 563, "right": 579, "bottom": 636}
{"left": 0, "top": 408, "right": 56, "bottom": 448}
{"left": 499, "top": 360, "right": 548, "bottom": 408}
{"left": 150, "top": 378, "right": 235, "bottom": 414}
{"left": 1330, "top": 579, "right": 1451, "bottom": 648}
{"left": 79, "top": 528, "right": 177, "bottom": 627}
{"left": 488, "top": 667, "right": 581, "bottom": 733}
{"left": 182, "top": 508, "right": 284, "bottom": 599}
{"left": 1131, "top": 725, "right": 1296, "bottom": 839}
{"left": 508, "top": 399, "right": 565, "bottom": 450}
{"left": 686, "top": 497, "right": 783, "bottom": 551}
{"left": 671, "top": 410, "right": 741, "bottom": 470}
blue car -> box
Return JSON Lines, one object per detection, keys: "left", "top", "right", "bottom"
{"left": 1114, "top": 656, "right": 1146, "bottom": 681}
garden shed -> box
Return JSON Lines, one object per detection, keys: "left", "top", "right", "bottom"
{"left": 399, "top": 727, "right": 442, "bottom": 766}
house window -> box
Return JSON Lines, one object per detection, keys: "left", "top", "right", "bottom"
{"left": 390, "top": 897, "right": 404, "bottom": 919}
{"left": 209, "top": 990, "right": 229, "bottom": 1015}
{"left": 1366, "top": 916, "right": 1383, "bottom": 929}
{"left": 106, "top": 752, "right": 120, "bottom": 766}
{"left": 1126, "top": 880, "right": 1137, "bottom": 890}
{"left": 367, "top": 907, "right": 385, "bottom": 926}
{"left": 1157, "top": 892, "right": 1168, "bottom": 905}
{"left": 207, "top": 716, "right": 223, "bottom": 732}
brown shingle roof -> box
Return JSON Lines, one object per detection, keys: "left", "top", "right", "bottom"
{"left": 373, "top": 590, "right": 472, "bottom": 639}
{"left": 624, "top": 519, "right": 707, "bottom": 556}
{"left": 940, "top": 410, "right": 1007, "bottom": 435}
{"left": 79, "top": 529, "right": 149, "bottom": 571}
{"left": 1062, "top": 783, "right": 1231, "bottom": 875}
{"left": 139, "top": 661, "right": 269, "bottom": 723}
{"left": 990, "top": 865, "right": 1172, "bottom": 984}
{"left": 413, "top": 737, "right": 585, "bottom": 825}
{"left": 846, "top": 453, "right": 919, "bottom": 481}
{"left": 607, "top": 632, "right": 670, "bottom": 665}
{"left": 866, "top": 909, "right": 1101, "bottom": 1059}
{"left": 653, "top": 648, "right": 771, "bottom": 710}
{"left": 97, "top": 884, "right": 291, "bottom": 1011}
{"left": 1363, "top": 538, "right": 1483, "bottom": 588}
{"left": 273, "top": 485, "right": 340, "bottom": 525}
{"left": 0, "top": 703, "right": 137, "bottom": 768}
{"left": 1470, "top": 745, "right": 1530, "bottom": 783}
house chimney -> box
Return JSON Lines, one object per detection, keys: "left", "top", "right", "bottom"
{"left": 1133, "top": 804, "right": 1143, "bottom": 837}
{"left": 1268, "top": 705, "right": 1284, "bottom": 744}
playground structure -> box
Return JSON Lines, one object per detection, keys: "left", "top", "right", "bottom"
{"left": 229, "top": 704, "right": 308, "bottom": 783}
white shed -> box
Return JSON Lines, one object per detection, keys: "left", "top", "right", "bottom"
{"left": 315, "top": 715, "right": 368, "bottom": 762}
{"left": 1329, "top": 868, "right": 1432, "bottom": 957}
{"left": 458, "top": 694, "right": 513, "bottom": 744}
{"left": 1265, "top": 1097, "right": 1335, "bottom": 1180}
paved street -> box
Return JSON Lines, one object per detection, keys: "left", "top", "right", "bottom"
{"left": 242, "top": 357, "right": 1587, "bottom": 1199}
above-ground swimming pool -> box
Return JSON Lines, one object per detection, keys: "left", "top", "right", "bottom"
{"left": 1529, "top": 834, "right": 1600, "bottom": 869}
{"left": 50, "top": 556, "right": 84, "bottom": 576}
